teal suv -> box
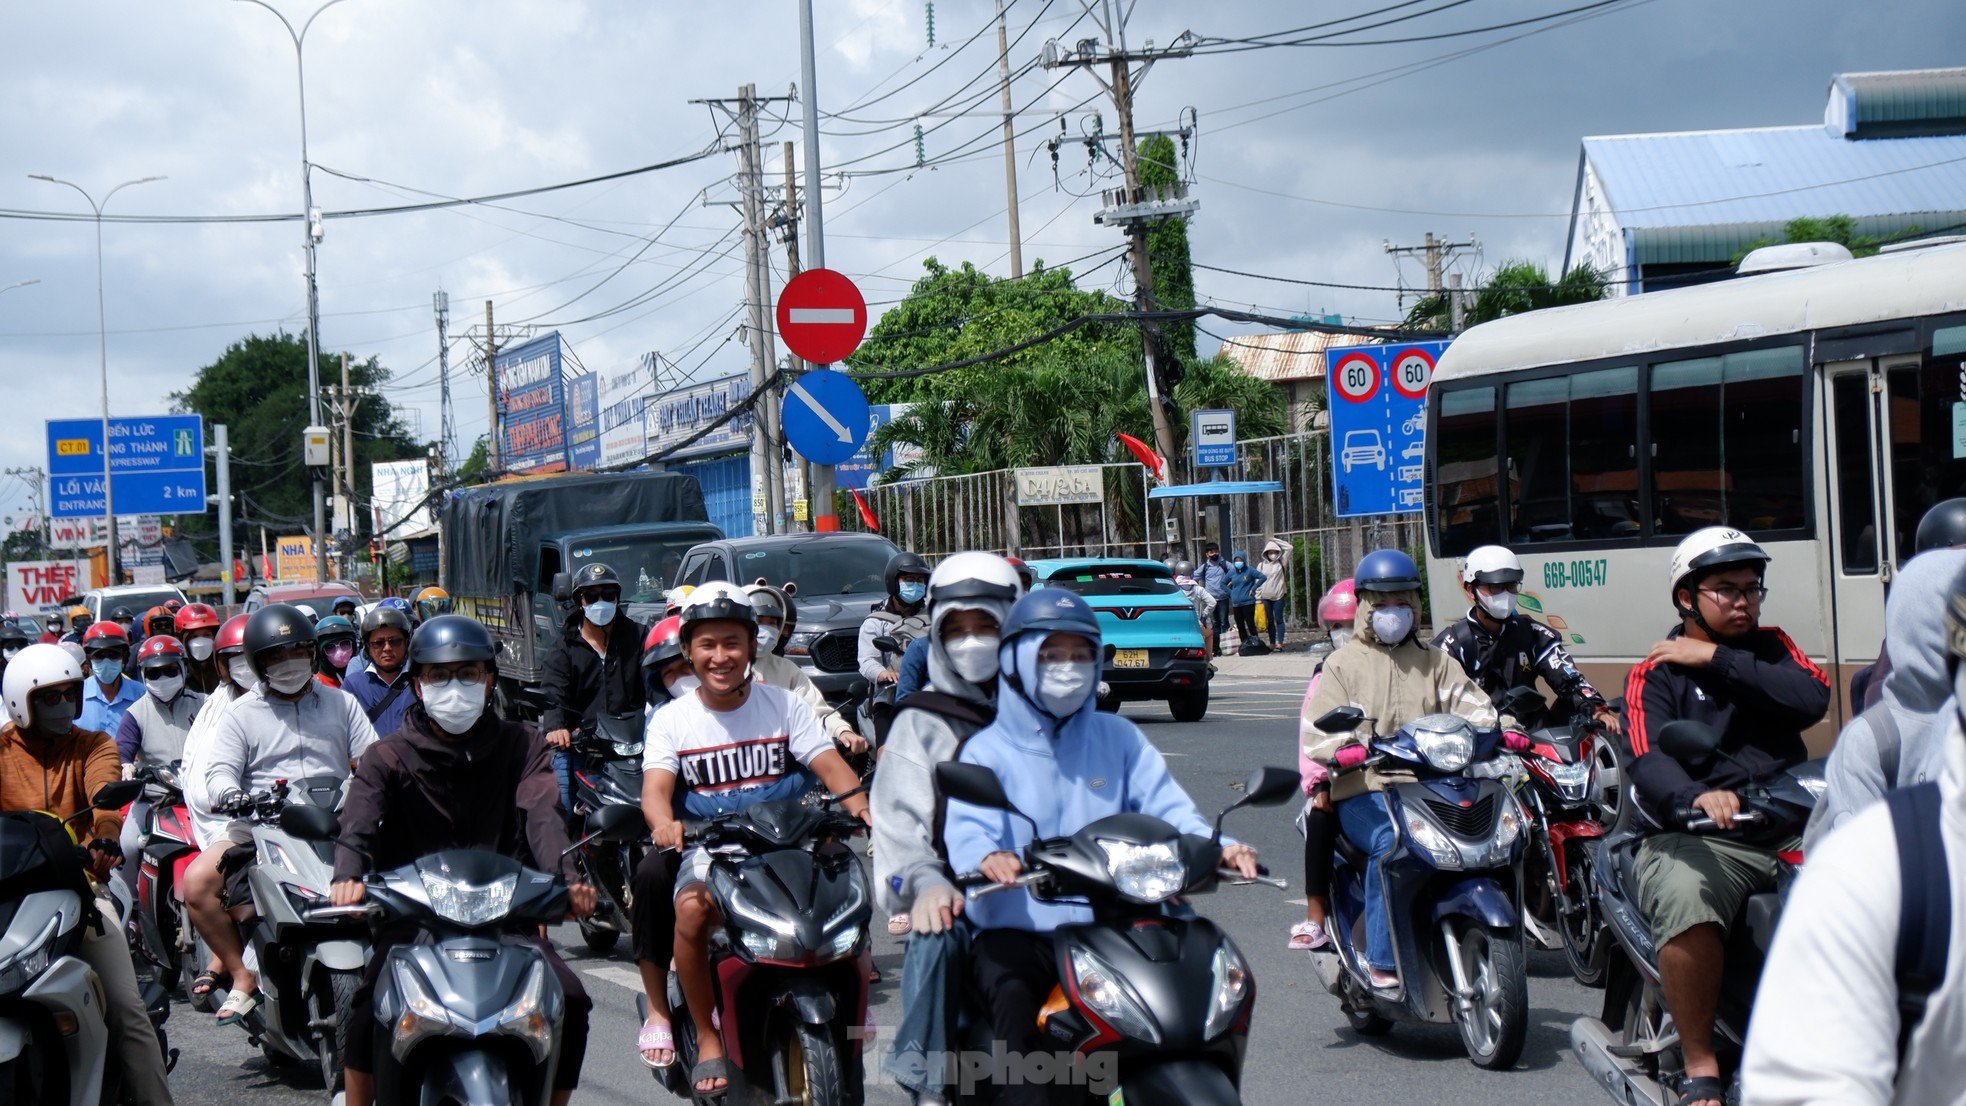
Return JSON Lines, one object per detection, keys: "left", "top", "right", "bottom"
{"left": 1027, "top": 558, "right": 1212, "bottom": 722}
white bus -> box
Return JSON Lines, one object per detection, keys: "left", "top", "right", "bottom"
{"left": 1423, "top": 239, "right": 1966, "bottom": 747}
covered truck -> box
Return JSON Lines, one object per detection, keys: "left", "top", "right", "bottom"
{"left": 441, "top": 470, "right": 722, "bottom": 709}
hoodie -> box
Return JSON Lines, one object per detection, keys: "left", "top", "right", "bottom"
{"left": 943, "top": 630, "right": 1218, "bottom": 932}
{"left": 1804, "top": 549, "right": 1966, "bottom": 849}
{"left": 871, "top": 592, "right": 1011, "bottom": 915}
{"left": 1226, "top": 553, "right": 1263, "bottom": 607}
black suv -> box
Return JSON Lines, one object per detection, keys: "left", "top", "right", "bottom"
{"left": 673, "top": 532, "right": 900, "bottom": 700}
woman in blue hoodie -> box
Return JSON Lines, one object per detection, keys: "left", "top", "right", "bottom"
{"left": 943, "top": 588, "right": 1259, "bottom": 1106}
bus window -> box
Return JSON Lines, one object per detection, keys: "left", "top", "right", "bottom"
{"left": 1505, "top": 378, "right": 1570, "bottom": 543}
{"left": 1432, "top": 386, "right": 1502, "bottom": 554}
{"left": 1570, "top": 366, "right": 1640, "bottom": 539}
{"left": 1651, "top": 345, "right": 1805, "bottom": 535}
{"left": 1831, "top": 373, "right": 1880, "bottom": 574}
{"left": 1886, "top": 324, "right": 1966, "bottom": 565}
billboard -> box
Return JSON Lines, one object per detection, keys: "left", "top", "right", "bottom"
{"left": 1325, "top": 340, "right": 1450, "bottom": 517}
{"left": 644, "top": 373, "right": 753, "bottom": 461}
{"left": 598, "top": 361, "right": 652, "bottom": 466}
{"left": 567, "top": 372, "right": 600, "bottom": 470}
{"left": 370, "top": 458, "right": 433, "bottom": 538}
{"left": 274, "top": 535, "right": 318, "bottom": 583}
{"left": 7, "top": 559, "right": 91, "bottom": 617}
{"left": 46, "top": 414, "right": 206, "bottom": 518}
{"left": 496, "top": 332, "right": 566, "bottom": 474}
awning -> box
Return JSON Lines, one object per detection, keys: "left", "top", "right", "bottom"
{"left": 1147, "top": 481, "right": 1285, "bottom": 499}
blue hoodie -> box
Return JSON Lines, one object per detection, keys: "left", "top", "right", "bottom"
{"left": 1226, "top": 552, "right": 1262, "bottom": 606}
{"left": 943, "top": 630, "right": 1219, "bottom": 932}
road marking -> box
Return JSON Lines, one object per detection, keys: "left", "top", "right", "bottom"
{"left": 583, "top": 965, "right": 647, "bottom": 992}
{"left": 787, "top": 380, "right": 854, "bottom": 442}
{"left": 788, "top": 307, "right": 858, "bottom": 325}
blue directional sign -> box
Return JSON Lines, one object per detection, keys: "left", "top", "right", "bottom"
{"left": 780, "top": 368, "right": 871, "bottom": 466}
{"left": 1326, "top": 341, "right": 1449, "bottom": 518}
{"left": 46, "top": 415, "right": 206, "bottom": 518}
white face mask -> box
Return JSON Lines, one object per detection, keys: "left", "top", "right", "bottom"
{"left": 1371, "top": 606, "right": 1415, "bottom": 645}
{"left": 421, "top": 679, "right": 489, "bottom": 735}
{"left": 1034, "top": 661, "right": 1097, "bottom": 718}
{"left": 227, "top": 655, "right": 258, "bottom": 693}
{"left": 187, "top": 637, "right": 215, "bottom": 662}
{"left": 944, "top": 634, "right": 1000, "bottom": 684}
{"left": 147, "top": 673, "right": 186, "bottom": 703}
{"left": 667, "top": 673, "right": 701, "bottom": 699}
{"left": 1478, "top": 591, "right": 1516, "bottom": 620}
{"left": 756, "top": 625, "right": 781, "bottom": 653}
{"left": 585, "top": 600, "right": 618, "bottom": 627}
{"left": 1330, "top": 628, "right": 1354, "bottom": 649}
{"left": 263, "top": 658, "right": 314, "bottom": 695}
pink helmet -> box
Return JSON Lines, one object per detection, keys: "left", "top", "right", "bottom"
{"left": 1316, "top": 579, "right": 1358, "bottom": 626}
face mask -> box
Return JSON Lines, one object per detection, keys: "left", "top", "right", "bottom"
{"left": 263, "top": 658, "right": 314, "bottom": 695}
{"left": 34, "top": 698, "right": 78, "bottom": 735}
{"left": 756, "top": 625, "right": 781, "bottom": 653}
{"left": 898, "top": 581, "right": 927, "bottom": 605}
{"left": 1234, "top": 559, "right": 1246, "bottom": 569}
{"left": 1330, "top": 628, "right": 1354, "bottom": 649}
{"left": 2, "top": 646, "right": 19, "bottom": 661}
{"left": 325, "top": 642, "right": 356, "bottom": 668}
{"left": 421, "top": 679, "right": 489, "bottom": 735}
{"left": 585, "top": 600, "right": 617, "bottom": 626}
{"left": 666, "top": 674, "right": 701, "bottom": 699}
{"left": 1478, "top": 591, "right": 1516, "bottom": 620}
{"left": 1371, "top": 606, "right": 1415, "bottom": 645}
{"left": 227, "top": 656, "right": 258, "bottom": 692}
{"left": 945, "top": 634, "right": 1000, "bottom": 684}
{"left": 187, "top": 637, "right": 215, "bottom": 662}
{"left": 147, "top": 672, "right": 185, "bottom": 703}
{"left": 93, "top": 659, "right": 125, "bottom": 686}
{"left": 1267, "top": 552, "right": 1280, "bottom": 561}
{"left": 1034, "top": 661, "right": 1097, "bottom": 718}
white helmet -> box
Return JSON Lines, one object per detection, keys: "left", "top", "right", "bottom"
{"left": 1461, "top": 545, "right": 1524, "bottom": 586}
{"left": 927, "top": 551, "right": 1024, "bottom": 607}
{"left": 743, "top": 583, "right": 792, "bottom": 624}
{"left": 3, "top": 642, "right": 85, "bottom": 729}
{"left": 679, "top": 580, "right": 757, "bottom": 642}
{"left": 1668, "top": 526, "right": 1769, "bottom": 600}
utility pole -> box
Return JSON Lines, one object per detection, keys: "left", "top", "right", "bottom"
{"left": 1446, "top": 273, "right": 1468, "bottom": 334}
{"left": 781, "top": 141, "right": 812, "bottom": 529}
{"left": 333, "top": 352, "right": 362, "bottom": 579}
{"left": 483, "top": 300, "right": 501, "bottom": 472}
{"left": 735, "top": 84, "right": 784, "bottom": 535}
{"left": 995, "top": 0, "right": 1023, "bottom": 278}
{"left": 209, "top": 425, "right": 235, "bottom": 607}
{"left": 1385, "top": 231, "right": 1479, "bottom": 305}
{"left": 434, "top": 290, "right": 455, "bottom": 465}
{"left": 798, "top": 0, "right": 839, "bottom": 533}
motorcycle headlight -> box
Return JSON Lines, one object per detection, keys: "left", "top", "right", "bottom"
{"left": 718, "top": 871, "right": 800, "bottom": 961}
{"left": 1403, "top": 811, "right": 1461, "bottom": 869}
{"left": 1097, "top": 838, "right": 1188, "bottom": 904}
{"left": 1547, "top": 760, "right": 1593, "bottom": 803}
{"left": 495, "top": 961, "right": 553, "bottom": 1059}
{"left": 1494, "top": 800, "right": 1523, "bottom": 849}
{"left": 0, "top": 915, "right": 62, "bottom": 996}
{"left": 420, "top": 871, "right": 517, "bottom": 927}
{"left": 390, "top": 961, "right": 460, "bottom": 1058}
{"left": 1203, "top": 942, "right": 1251, "bottom": 1040}
{"left": 1415, "top": 728, "right": 1473, "bottom": 773}
{"left": 1068, "top": 947, "right": 1161, "bottom": 1044}
{"left": 611, "top": 739, "right": 645, "bottom": 757}
{"left": 816, "top": 870, "right": 869, "bottom": 961}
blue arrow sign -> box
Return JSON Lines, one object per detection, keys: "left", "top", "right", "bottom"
{"left": 780, "top": 369, "right": 872, "bottom": 466}
{"left": 46, "top": 415, "right": 206, "bottom": 518}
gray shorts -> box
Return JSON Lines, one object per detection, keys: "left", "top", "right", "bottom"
{"left": 674, "top": 846, "right": 721, "bottom": 900}
{"left": 1635, "top": 831, "right": 1798, "bottom": 948}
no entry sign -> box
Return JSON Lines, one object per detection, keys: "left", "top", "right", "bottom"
{"left": 776, "top": 268, "right": 869, "bottom": 365}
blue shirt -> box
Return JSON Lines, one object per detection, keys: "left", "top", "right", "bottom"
{"left": 894, "top": 637, "right": 932, "bottom": 704}
{"left": 1227, "top": 563, "right": 1262, "bottom": 605}
{"left": 80, "top": 675, "right": 146, "bottom": 739}
{"left": 341, "top": 661, "right": 416, "bottom": 738}
{"left": 1198, "top": 557, "right": 1232, "bottom": 598}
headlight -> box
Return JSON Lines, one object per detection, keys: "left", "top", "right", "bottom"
{"left": 1403, "top": 812, "right": 1461, "bottom": 869}
{"left": 719, "top": 871, "right": 800, "bottom": 961}
{"left": 0, "top": 914, "right": 62, "bottom": 996}
{"left": 1547, "top": 760, "right": 1593, "bottom": 803}
{"left": 391, "top": 961, "right": 460, "bottom": 1058}
{"left": 421, "top": 871, "right": 517, "bottom": 927}
{"left": 1097, "top": 838, "right": 1188, "bottom": 903}
{"left": 1068, "top": 947, "right": 1161, "bottom": 1043}
{"left": 1494, "top": 801, "right": 1523, "bottom": 849}
{"left": 1203, "top": 942, "right": 1250, "bottom": 1040}
{"left": 784, "top": 632, "right": 820, "bottom": 657}
{"left": 611, "top": 739, "right": 645, "bottom": 757}
{"left": 816, "top": 870, "right": 868, "bottom": 961}
{"left": 1415, "top": 728, "right": 1473, "bottom": 773}
{"left": 495, "top": 961, "right": 554, "bottom": 1058}
{"left": 824, "top": 927, "right": 861, "bottom": 959}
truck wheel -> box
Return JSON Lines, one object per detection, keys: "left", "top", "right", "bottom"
{"left": 1170, "top": 688, "right": 1209, "bottom": 722}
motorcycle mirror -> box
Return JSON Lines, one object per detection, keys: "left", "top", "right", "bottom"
{"left": 1655, "top": 720, "right": 1722, "bottom": 763}
{"left": 1103, "top": 643, "right": 1117, "bottom": 663}
{"left": 874, "top": 635, "right": 901, "bottom": 655}
{"left": 91, "top": 779, "right": 144, "bottom": 810}
{"left": 587, "top": 804, "right": 644, "bottom": 844}
{"left": 279, "top": 803, "right": 341, "bottom": 842}
{"left": 1499, "top": 685, "right": 1545, "bottom": 717}
{"left": 550, "top": 572, "right": 573, "bottom": 603}
{"left": 1241, "top": 766, "right": 1302, "bottom": 808}
{"left": 847, "top": 679, "right": 871, "bottom": 700}
{"left": 1313, "top": 705, "right": 1367, "bottom": 733}
{"left": 935, "top": 762, "right": 1014, "bottom": 812}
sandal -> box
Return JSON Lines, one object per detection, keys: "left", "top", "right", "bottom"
{"left": 886, "top": 913, "right": 912, "bottom": 936}
{"left": 690, "top": 1056, "right": 736, "bottom": 1102}
{"left": 1288, "top": 920, "right": 1329, "bottom": 951}
{"left": 214, "top": 988, "right": 262, "bottom": 1026}
{"left": 638, "top": 1016, "right": 677, "bottom": 1070}
{"left": 188, "top": 969, "right": 228, "bottom": 1002}
{"left": 1677, "top": 1074, "right": 1726, "bottom": 1106}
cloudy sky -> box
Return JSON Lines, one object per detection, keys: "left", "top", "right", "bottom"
{"left": 1, "top": 0, "right": 1959, "bottom": 526}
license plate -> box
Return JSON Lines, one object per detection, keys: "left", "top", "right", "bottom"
{"left": 1112, "top": 649, "right": 1149, "bottom": 669}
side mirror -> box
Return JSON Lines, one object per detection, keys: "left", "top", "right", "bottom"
{"left": 280, "top": 803, "right": 341, "bottom": 842}
{"left": 588, "top": 804, "right": 643, "bottom": 844}
{"left": 1241, "top": 766, "right": 1302, "bottom": 808}
{"left": 1102, "top": 643, "right": 1117, "bottom": 663}
{"left": 550, "top": 572, "right": 572, "bottom": 603}
{"left": 1655, "top": 720, "right": 1721, "bottom": 763}
{"left": 1313, "top": 706, "right": 1366, "bottom": 733}
{"left": 1498, "top": 685, "right": 1546, "bottom": 719}
{"left": 874, "top": 635, "right": 901, "bottom": 655}
{"left": 91, "top": 779, "right": 145, "bottom": 810}
{"left": 847, "top": 679, "right": 871, "bottom": 701}
{"left": 935, "top": 762, "right": 1014, "bottom": 812}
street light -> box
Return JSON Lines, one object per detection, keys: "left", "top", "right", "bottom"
{"left": 29, "top": 173, "right": 165, "bottom": 586}
{"left": 235, "top": 0, "right": 353, "bottom": 583}
{"left": 0, "top": 279, "right": 41, "bottom": 296}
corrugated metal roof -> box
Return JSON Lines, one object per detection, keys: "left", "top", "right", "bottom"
{"left": 1835, "top": 68, "right": 1966, "bottom": 137}
{"left": 1216, "top": 329, "right": 1383, "bottom": 383}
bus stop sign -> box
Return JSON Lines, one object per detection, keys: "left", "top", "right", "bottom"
{"left": 1326, "top": 341, "right": 1447, "bottom": 518}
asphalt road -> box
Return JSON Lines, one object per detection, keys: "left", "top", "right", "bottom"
{"left": 159, "top": 672, "right": 1604, "bottom": 1105}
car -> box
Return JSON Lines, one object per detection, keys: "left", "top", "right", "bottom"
{"left": 243, "top": 580, "right": 365, "bottom": 622}
{"left": 1402, "top": 439, "right": 1425, "bottom": 461}
{"left": 672, "top": 532, "right": 901, "bottom": 700}
{"left": 1026, "top": 557, "right": 1211, "bottom": 722}
{"left": 81, "top": 584, "right": 189, "bottom": 627}
{"left": 1340, "top": 429, "right": 1386, "bottom": 473}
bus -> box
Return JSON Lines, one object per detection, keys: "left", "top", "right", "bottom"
{"left": 1423, "top": 238, "right": 1966, "bottom": 748}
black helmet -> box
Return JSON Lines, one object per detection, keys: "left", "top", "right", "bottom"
{"left": 1916, "top": 498, "right": 1966, "bottom": 556}
{"left": 110, "top": 606, "right": 136, "bottom": 623}
{"left": 571, "top": 563, "right": 620, "bottom": 597}
{"left": 408, "top": 615, "right": 498, "bottom": 673}
{"left": 360, "top": 605, "right": 413, "bottom": 643}
{"left": 0, "top": 621, "right": 28, "bottom": 648}
{"left": 243, "top": 604, "right": 317, "bottom": 674}
{"left": 884, "top": 551, "right": 931, "bottom": 597}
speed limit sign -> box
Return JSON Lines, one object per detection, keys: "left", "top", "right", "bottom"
{"left": 1390, "top": 346, "right": 1436, "bottom": 400}
{"left": 1331, "top": 352, "right": 1380, "bottom": 404}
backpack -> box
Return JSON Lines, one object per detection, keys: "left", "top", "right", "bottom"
{"left": 1886, "top": 781, "right": 1950, "bottom": 1066}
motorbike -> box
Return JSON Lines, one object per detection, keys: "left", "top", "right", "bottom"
{"left": 226, "top": 776, "right": 372, "bottom": 1096}
{"left": 0, "top": 778, "right": 172, "bottom": 1106}
{"left": 1306, "top": 705, "right": 1532, "bottom": 1069}
{"left": 280, "top": 802, "right": 646, "bottom": 1105}
{"left": 936, "top": 761, "right": 1300, "bottom": 1105}
{"left": 568, "top": 723, "right": 650, "bottom": 954}
{"left": 1504, "top": 689, "right": 1613, "bottom": 987}
{"left": 1571, "top": 719, "right": 1824, "bottom": 1106}
{"left": 645, "top": 787, "right": 876, "bottom": 1106}
{"left": 126, "top": 760, "right": 203, "bottom": 997}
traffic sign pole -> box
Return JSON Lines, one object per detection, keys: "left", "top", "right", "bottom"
{"left": 776, "top": 269, "right": 872, "bottom": 530}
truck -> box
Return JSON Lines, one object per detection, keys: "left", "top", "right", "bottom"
{"left": 440, "top": 470, "right": 722, "bottom": 713}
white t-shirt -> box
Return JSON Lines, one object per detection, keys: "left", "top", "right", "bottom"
{"left": 643, "top": 682, "right": 834, "bottom": 815}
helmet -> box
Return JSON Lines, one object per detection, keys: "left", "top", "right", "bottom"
{"left": 142, "top": 606, "right": 176, "bottom": 637}
{"left": 243, "top": 604, "right": 318, "bottom": 675}
{"left": 360, "top": 605, "right": 413, "bottom": 643}
{"left": 81, "top": 622, "right": 130, "bottom": 654}
{"left": 883, "top": 552, "right": 932, "bottom": 598}
{"left": 66, "top": 606, "right": 92, "bottom": 631}
{"left": 330, "top": 594, "right": 358, "bottom": 612}
{"left": 744, "top": 584, "right": 791, "bottom": 624}
{"left": 1355, "top": 549, "right": 1423, "bottom": 593}
{"left": 1668, "top": 527, "right": 1769, "bottom": 601}
{"left": 1916, "top": 498, "right": 1966, "bottom": 556}
{"left": 928, "top": 551, "right": 1023, "bottom": 607}
{"left": 1461, "top": 546, "right": 1524, "bottom": 587}
{"left": 1171, "top": 560, "right": 1195, "bottom": 579}
{"left": 665, "top": 585, "right": 695, "bottom": 615}
{"left": 164, "top": 598, "right": 183, "bottom": 612}
{"left": 58, "top": 641, "right": 87, "bottom": 670}
{"left": 109, "top": 606, "right": 135, "bottom": 624}
{"left": 1004, "top": 556, "right": 1036, "bottom": 593}
{"left": 136, "top": 636, "right": 186, "bottom": 669}
{"left": 0, "top": 621, "right": 30, "bottom": 648}
{"left": 413, "top": 585, "right": 452, "bottom": 621}
{"left": 2, "top": 643, "right": 85, "bottom": 729}
{"left": 313, "top": 615, "right": 358, "bottom": 645}
{"left": 1001, "top": 587, "right": 1102, "bottom": 644}
{"left": 214, "top": 614, "right": 249, "bottom": 657}
{"left": 679, "top": 581, "right": 757, "bottom": 643}
{"left": 174, "top": 603, "right": 222, "bottom": 635}
{"left": 570, "top": 564, "right": 621, "bottom": 597}
{"left": 408, "top": 615, "right": 497, "bottom": 672}
{"left": 642, "top": 615, "right": 686, "bottom": 672}
{"left": 1317, "top": 579, "right": 1358, "bottom": 625}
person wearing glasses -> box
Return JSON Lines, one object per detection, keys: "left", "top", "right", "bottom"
{"left": 1623, "top": 526, "right": 1830, "bottom": 1106}
{"left": 342, "top": 606, "right": 418, "bottom": 738}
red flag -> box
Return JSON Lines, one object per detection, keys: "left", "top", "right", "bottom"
{"left": 1114, "top": 432, "right": 1166, "bottom": 483}
{"left": 850, "top": 489, "right": 880, "bottom": 532}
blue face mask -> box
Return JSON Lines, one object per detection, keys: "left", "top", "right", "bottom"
{"left": 898, "top": 580, "right": 927, "bottom": 604}
{"left": 94, "top": 659, "right": 125, "bottom": 686}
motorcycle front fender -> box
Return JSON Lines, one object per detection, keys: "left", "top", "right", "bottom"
{"left": 0, "top": 1017, "right": 24, "bottom": 1063}
{"left": 1116, "top": 1057, "right": 1240, "bottom": 1106}
{"left": 310, "top": 939, "right": 367, "bottom": 973}
{"left": 417, "top": 1048, "right": 515, "bottom": 1106}
{"left": 1430, "top": 875, "right": 1517, "bottom": 930}
{"left": 777, "top": 976, "right": 837, "bottom": 1026}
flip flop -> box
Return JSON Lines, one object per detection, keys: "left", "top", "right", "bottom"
{"left": 690, "top": 1056, "right": 736, "bottom": 1103}
{"left": 214, "top": 988, "right": 262, "bottom": 1026}
{"left": 188, "top": 970, "right": 227, "bottom": 1001}
{"left": 638, "top": 1016, "right": 678, "bottom": 1070}
{"left": 886, "top": 913, "right": 912, "bottom": 936}
{"left": 1677, "top": 1074, "right": 1727, "bottom": 1106}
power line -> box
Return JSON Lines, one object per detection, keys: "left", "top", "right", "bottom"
{"left": 1189, "top": 0, "right": 1637, "bottom": 54}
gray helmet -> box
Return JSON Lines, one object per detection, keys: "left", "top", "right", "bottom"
{"left": 1172, "top": 559, "right": 1195, "bottom": 578}
{"left": 360, "top": 605, "right": 413, "bottom": 645}
{"left": 408, "top": 614, "right": 498, "bottom": 673}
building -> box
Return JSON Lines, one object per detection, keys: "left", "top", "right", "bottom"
{"left": 1216, "top": 329, "right": 1382, "bottom": 431}
{"left": 1565, "top": 67, "right": 1966, "bottom": 295}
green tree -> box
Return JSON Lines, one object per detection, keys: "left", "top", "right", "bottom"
{"left": 454, "top": 434, "right": 494, "bottom": 485}
{"left": 1138, "top": 133, "right": 1196, "bottom": 373}
{"left": 1403, "top": 261, "right": 1606, "bottom": 332}
{"left": 1731, "top": 214, "right": 1907, "bottom": 262}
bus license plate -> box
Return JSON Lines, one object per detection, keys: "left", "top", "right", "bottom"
{"left": 1112, "top": 649, "right": 1149, "bottom": 669}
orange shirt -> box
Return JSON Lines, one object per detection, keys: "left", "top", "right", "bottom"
{"left": 0, "top": 722, "right": 122, "bottom": 840}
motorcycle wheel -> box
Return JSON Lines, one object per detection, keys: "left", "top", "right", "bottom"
{"left": 768, "top": 1020, "right": 850, "bottom": 1106}
{"left": 1343, "top": 1001, "right": 1394, "bottom": 1037}
{"left": 1454, "top": 925, "right": 1527, "bottom": 1070}
{"left": 317, "top": 967, "right": 362, "bottom": 1094}
{"left": 1591, "top": 738, "right": 1628, "bottom": 835}
{"left": 1558, "top": 846, "right": 1609, "bottom": 989}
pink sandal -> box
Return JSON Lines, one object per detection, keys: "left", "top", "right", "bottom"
{"left": 638, "top": 1016, "right": 677, "bottom": 1069}
{"left": 1288, "top": 920, "right": 1330, "bottom": 951}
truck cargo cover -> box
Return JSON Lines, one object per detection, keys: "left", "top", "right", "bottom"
{"left": 443, "top": 471, "right": 708, "bottom": 596}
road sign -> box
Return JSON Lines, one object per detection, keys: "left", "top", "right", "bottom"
{"left": 780, "top": 368, "right": 872, "bottom": 466}
{"left": 46, "top": 415, "right": 206, "bottom": 519}
{"left": 1326, "top": 341, "right": 1450, "bottom": 518}
{"left": 1192, "top": 409, "right": 1237, "bottom": 468}
{"left": 776, "top": 269, "right": 869, "bottom": 365}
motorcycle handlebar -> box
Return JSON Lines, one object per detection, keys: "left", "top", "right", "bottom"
{"left": 1675, "top": 808, "right": 1766, "bottom": 833}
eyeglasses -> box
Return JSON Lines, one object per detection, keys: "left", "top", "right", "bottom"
{"left": 1699, "top": 584, "right": 1769, "bottom": 605}
{"left": 418, "top": 664, "right": 489, "bottom": 685}
{"left": 366, "top": 635, "right": 408, "bottom": 652}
